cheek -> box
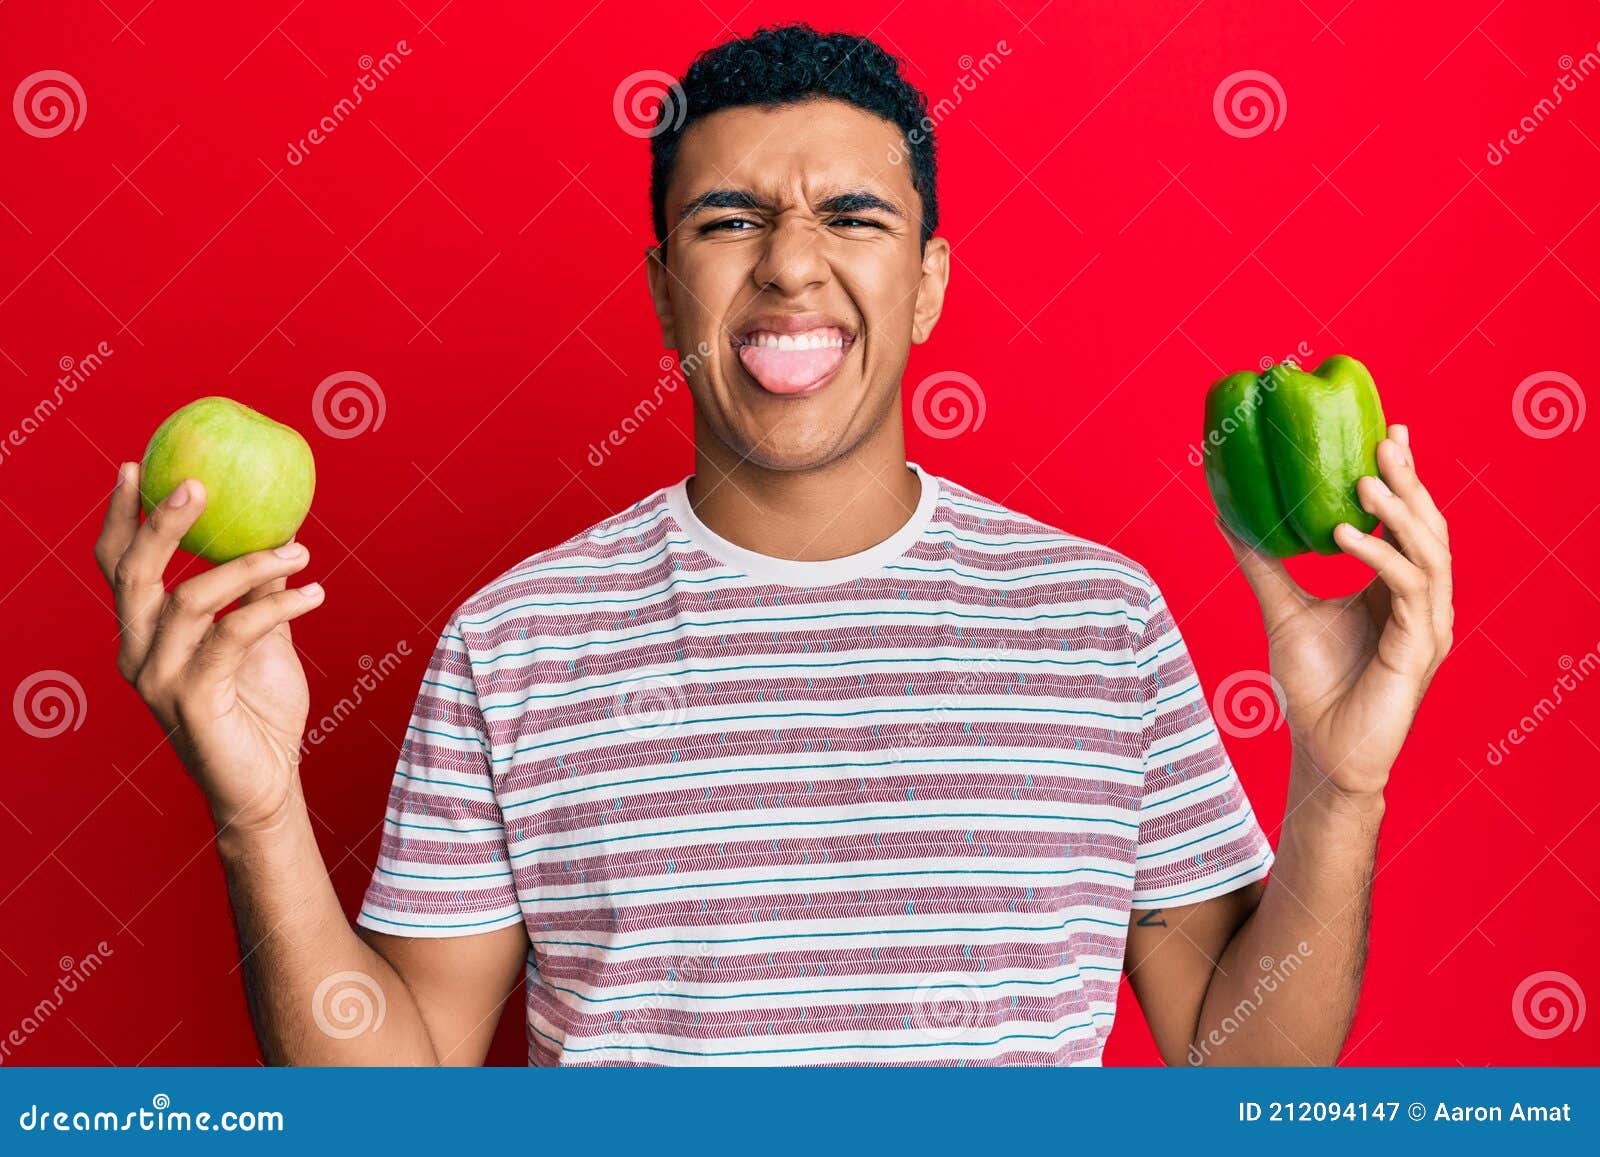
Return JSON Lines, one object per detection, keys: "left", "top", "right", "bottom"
{"left": 673, "top": 252, "right": 749, "bottom": 327}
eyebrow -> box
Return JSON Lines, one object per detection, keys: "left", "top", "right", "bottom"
{"left": 676, "top": 187, "right": 903, "bottom": 225}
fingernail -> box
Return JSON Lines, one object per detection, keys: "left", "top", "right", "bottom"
{"left": 1368, "top": 476, "right": 1392, "bottom": 497}
{"left": 117, "top": 462, "right": 133, "bottom": 488}
{"left": 165, "top": 482, "right": 190, "bottom": 508}
{"left": 275, "top": 542, "right": 304, "bottom": 559}
{"left": 300, "top": 582, "right": 324, "bottom": 600}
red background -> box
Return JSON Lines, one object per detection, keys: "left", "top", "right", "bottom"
{"left": 2, "top": 0, "right": 1596, "bottom": 1066}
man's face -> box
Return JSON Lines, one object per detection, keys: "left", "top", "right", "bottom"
{"left": 648, "top": 98, "right": 949, "bottom": 472}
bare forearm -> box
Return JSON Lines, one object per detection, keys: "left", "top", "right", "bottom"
{"left": 214, "top": 784, "right": 439, "bottom": 1065}
{"left": 1193, "top": 762, "right": 1383, "bottom": 1065}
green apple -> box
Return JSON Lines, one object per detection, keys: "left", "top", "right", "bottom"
{"left": 140, "top": 397, "right": 315, "bottom": 563}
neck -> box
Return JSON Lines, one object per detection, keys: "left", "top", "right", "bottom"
{"left": 685, "top": 417, "right": 922, "bottom": 563}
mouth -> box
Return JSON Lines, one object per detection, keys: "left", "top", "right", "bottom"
{"left": 730, "top": 315, "right": 857, "bottom": 397}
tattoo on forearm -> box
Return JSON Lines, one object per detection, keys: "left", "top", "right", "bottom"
{"left": 1136, "top": 909, "right": 1167, "bottom": 927}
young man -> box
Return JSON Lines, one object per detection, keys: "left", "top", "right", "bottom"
{"left": 94, "top": 25, "right": 1451, "bottom": 1065}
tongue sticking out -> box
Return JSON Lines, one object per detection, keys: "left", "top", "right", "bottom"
{"left": 738, "top": 342, "right": 847, "bottom": 395}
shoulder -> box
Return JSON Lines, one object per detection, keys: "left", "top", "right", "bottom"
{"left": 444, "top": 482, "right": 678, "bottom": 647}
{"left": 928, "top": 471, "right": 1161, "bottom": 629}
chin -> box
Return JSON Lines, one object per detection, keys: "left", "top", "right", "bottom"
{"left": 720, "top": 421, "right": 859, "bottom": 473}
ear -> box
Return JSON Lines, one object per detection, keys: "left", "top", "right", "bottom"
{"left": 910, "top": 235, "right": 951, "bottom": 345}
{"left": 645, "top": 245, "right": 676, "bottom": 349}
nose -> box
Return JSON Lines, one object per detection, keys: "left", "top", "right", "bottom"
{"left": 751, "top": 213, "right": 830, "bottom": 297}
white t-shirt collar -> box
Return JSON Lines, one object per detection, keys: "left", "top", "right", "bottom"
{"left": 664, "top": 461, "right": 940, "bottom": 587}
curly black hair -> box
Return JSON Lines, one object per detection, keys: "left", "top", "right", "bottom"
{"left": 649, "top": 24, "right": 939, "bottom": 250}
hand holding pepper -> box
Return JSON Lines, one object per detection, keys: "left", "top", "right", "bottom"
{"left": 1215, "top": 424, "right": 1453, "bottom": 800}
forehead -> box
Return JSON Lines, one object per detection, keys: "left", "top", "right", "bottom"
{"left": 667, "top": 98, "right": 918, "bottom": 212}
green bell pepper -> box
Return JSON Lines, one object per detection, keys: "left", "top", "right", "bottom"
{"left": 1202, "top": 354, "right": 1387, "bottom": 557}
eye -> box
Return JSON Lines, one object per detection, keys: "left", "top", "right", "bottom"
{"left": 831, "top": 216, "right": 886, "bottom": 230}
{"left": 701, "top": 217, "right": 759, "bottom": 235}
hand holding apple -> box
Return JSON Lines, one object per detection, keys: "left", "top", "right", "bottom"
{"left": 140, "top": 397, "right": 315, "bottom": 563}
{"left": 94, "top": 399, "right": 325, "bottom": 834}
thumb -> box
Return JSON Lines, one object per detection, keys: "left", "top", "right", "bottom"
{"left": 1214, "top": 516, "right": 1307, "bottom": 630}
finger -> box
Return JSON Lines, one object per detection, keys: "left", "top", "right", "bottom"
{"left": 1377, "top": 429, "right": 1448, "bottom": 547}
{"left": 1356, "top": 472, "right": 1448, "bottom": 579}
{"left": 142, "top": 545, "right": 312, "bottom": 677}
{"left": 238, "top": 567, "right": 291, "bottom": 608}
{"left": 1361, "top": 460, "right": 1453, "bottom": 650}
{"left": 1333, "top": 521, "right": 1431, "bottom": 620}
{"left": 1384, "top": 436, "right": 1453, "bottom": 666}
{"left": 1335, "top": 519, "right": 1442, "bottom": 678}
{"left": 94, "top": 462, "right": 143, "bottom": 585}
{"left": 190, "top": 583, "right": 325, "bottom": 680}
{"left": 1214, "top": 517, "right": 1308, "bottom": 630}
{"left": 112, "top": 479, "right": 207, "bottom": 680}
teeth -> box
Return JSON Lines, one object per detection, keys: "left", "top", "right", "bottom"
{"left": 744, "top": 328, "right": 846, "bottom": 350}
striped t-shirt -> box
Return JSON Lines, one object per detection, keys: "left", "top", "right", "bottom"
{"left": 358, "top": 462, "right": 1274, "bottom": 1065}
